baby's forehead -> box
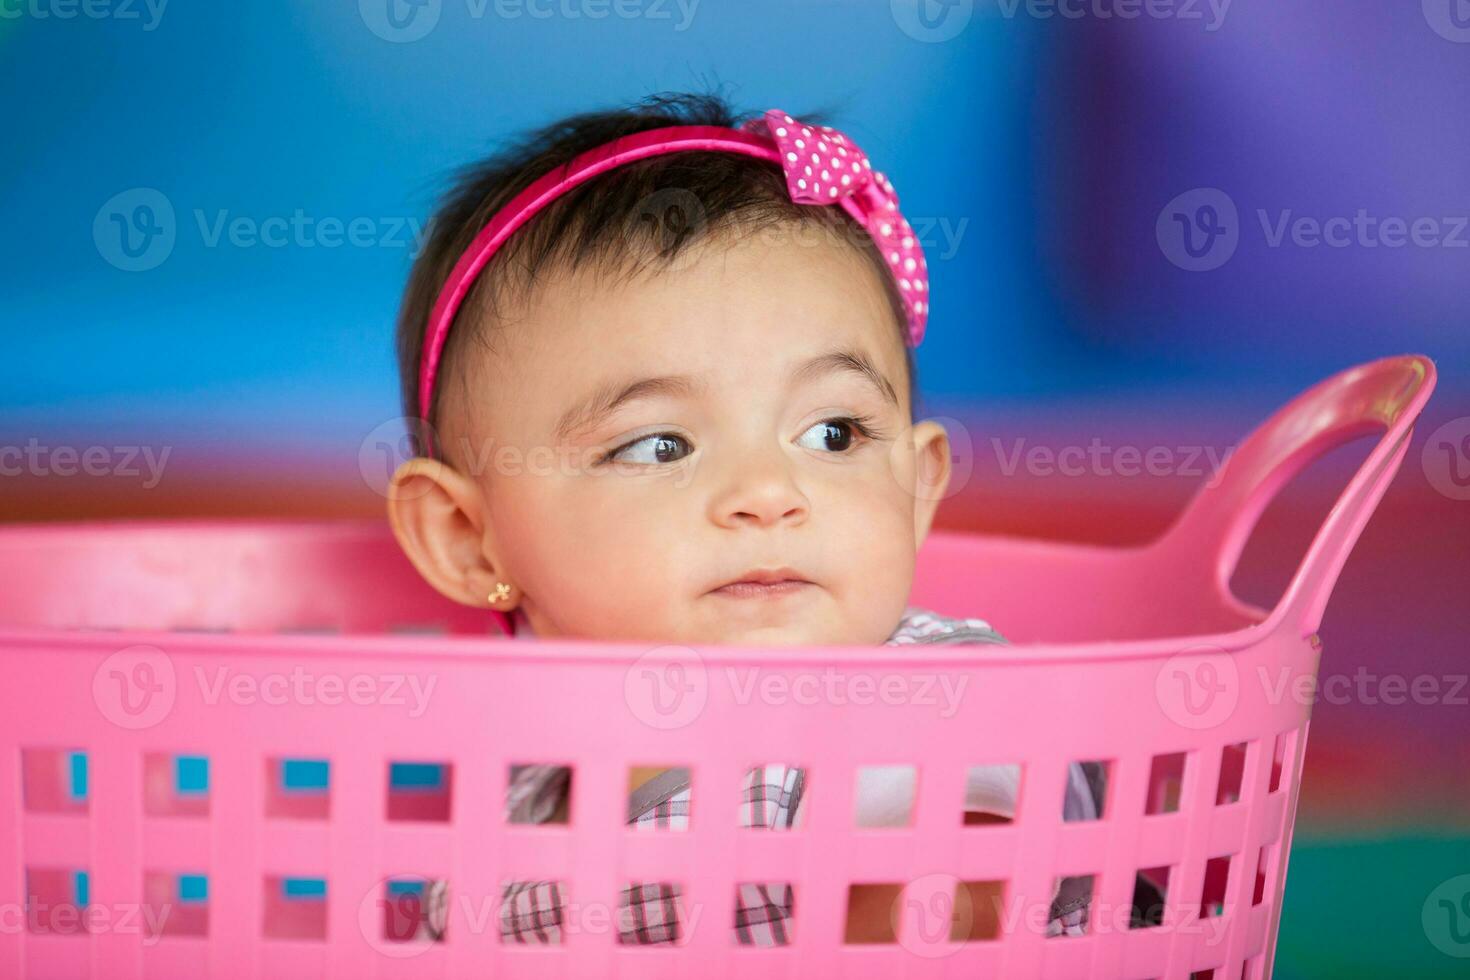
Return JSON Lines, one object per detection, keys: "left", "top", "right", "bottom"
{"left": 508, "top": 230, "right": 902, "bottom": 361}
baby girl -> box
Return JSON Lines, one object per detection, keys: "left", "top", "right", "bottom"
{"left": 385, "top": 92, "right": 1124, "bottom": 946}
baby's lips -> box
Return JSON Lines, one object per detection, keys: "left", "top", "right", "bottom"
{"left": 706, "top": 566, "right": 817, "bottom": 593}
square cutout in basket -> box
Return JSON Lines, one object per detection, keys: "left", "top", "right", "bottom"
{"left": 143, "top": 753, "right": 210, "bottom": 818}
{"left": 24, "top": 868, "right": 89, "bottom": 937}
{"left": 1269, "top": 731, "right": 1291, "bottom": 793}
{"left": 507, "top": 763, "right": 573, "bottom": 824}
{"left": 843, "top": 883, "right": 902, "bottom": 944}
{"left": 854, "top": 765, "right": 916, "bottom": 828}
{"left": 144, "top": 871, "right": 209, "bottom": 938}
{"left": 734, "top": 881, "right": 795, "bottom": 945}
{"left": 1130, "top": 866, "right": 1170, "bottom": 928}
{"left": 263, "top": 876, "right": 327, "bottom": 940}
{"left": 741, "top": 764, "right": 804, "bottom": 830}
{"left": 1217, "top": 742, "right": 1247, "bottom": 805}
{"left": 21, "top": 748, "right": 88, "bottom": 815}
{"left": 618, "top": 882, "right": 684, "bottom": 945}
{"left": 1064, "top": 761, "right": 1110, "bottom": 821}
{"left": 1200, "top": 856, "right": 1232, "bottom": 918}
{"left": 1253, "top": 844, "right": 1275, "bottom": 906}
{"left": 962, "top": 763, "right": 1021, "bottom": 825}
{"left": 266, "top": 758, "right": 330, "bottom": 820}
{"left": 500, "top": 880, "right": 566, "bottom": 944}
{"left": 1145, "top": 753, "right": 1186, "bottom": 815}
{"left": 381, "top": 878, "right": 446, "bottom": 943}
{"left": 1049, "top": 874, "right": 1095, "bottom": 937}
{"left": 627, "top": 766, "right": 689, "bottom": 830}
{"left": 951, "top": 879, "right": 1007, "bottom": 942}
{"left": 386, "top": 762, "right": 452, "bottom": 822}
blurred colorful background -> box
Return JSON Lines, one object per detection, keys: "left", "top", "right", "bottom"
{"left": 3, "top": 1, "right": 1467, "bottom": 975}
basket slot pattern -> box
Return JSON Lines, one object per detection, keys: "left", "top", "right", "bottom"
{"left": 4, "top": 732, "right": 1309, "bottom": 979}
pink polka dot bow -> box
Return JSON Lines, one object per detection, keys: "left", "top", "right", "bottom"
{"left": 742, "top": 109, "right": 929, "bottom": 345}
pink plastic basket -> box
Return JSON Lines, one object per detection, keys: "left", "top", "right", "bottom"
{"left": 0, "top": 354, "right": 1435, "bottom": 979}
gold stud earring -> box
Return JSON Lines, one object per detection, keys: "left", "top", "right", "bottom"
{"left": 488, "top": 582, "right": 512, "bottom": 604}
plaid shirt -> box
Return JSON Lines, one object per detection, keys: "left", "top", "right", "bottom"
{"left": 432, "top": 606, "right": 1106, "bottom": 946}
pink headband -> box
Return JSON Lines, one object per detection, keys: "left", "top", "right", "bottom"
{"left": 416, "top": 108, "right": 931, "bottom": 443}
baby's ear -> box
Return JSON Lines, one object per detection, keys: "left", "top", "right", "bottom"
{"left": 908, "top": 419, "right": 953, "bottom": 544}
{"left": 386, "top": 457, "right": 507, "bottom": 608}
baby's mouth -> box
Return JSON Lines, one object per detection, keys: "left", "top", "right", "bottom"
{"left": 707, "top": 567, "right": 816, "bottom": 600}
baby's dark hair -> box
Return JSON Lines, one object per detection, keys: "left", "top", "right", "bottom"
{"left": 396, "top": 91, "right": 919, "bottom": 461}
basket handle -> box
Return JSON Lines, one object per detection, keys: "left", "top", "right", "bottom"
{"left": 1159, "top": 354, "right": 1436, "bottom": 640}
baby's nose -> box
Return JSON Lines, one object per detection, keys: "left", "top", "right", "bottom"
{"left": 709, "top": 455, "right": 810, "bottom": 529}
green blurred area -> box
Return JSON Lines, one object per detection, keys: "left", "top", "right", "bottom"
{"left": 1274, "top": 833, "right": 1470, "bottom": 979}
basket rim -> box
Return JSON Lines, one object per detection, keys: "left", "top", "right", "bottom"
{"left": 0, "top": 515, "right": 1283, "bottom": 667}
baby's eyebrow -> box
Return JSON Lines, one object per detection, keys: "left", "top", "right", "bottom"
{"left": 554, "top": 375, "right": 703, "bottom": 441}
{"left": 553, "top": 346, "right": 897, "bottom": 441}
{"left": 791, "top": 347, "right": 900, "bottom": 410}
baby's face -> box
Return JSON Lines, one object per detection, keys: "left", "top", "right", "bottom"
{"left": 404, "top": 229, "right": 951, "bottom": 647}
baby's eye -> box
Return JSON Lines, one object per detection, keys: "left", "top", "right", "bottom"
{"left": 796, "top": 417, "right": 869, "bottom": 454}
{"left": 605, "top": 432, "right": 692, "bottom": 465}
